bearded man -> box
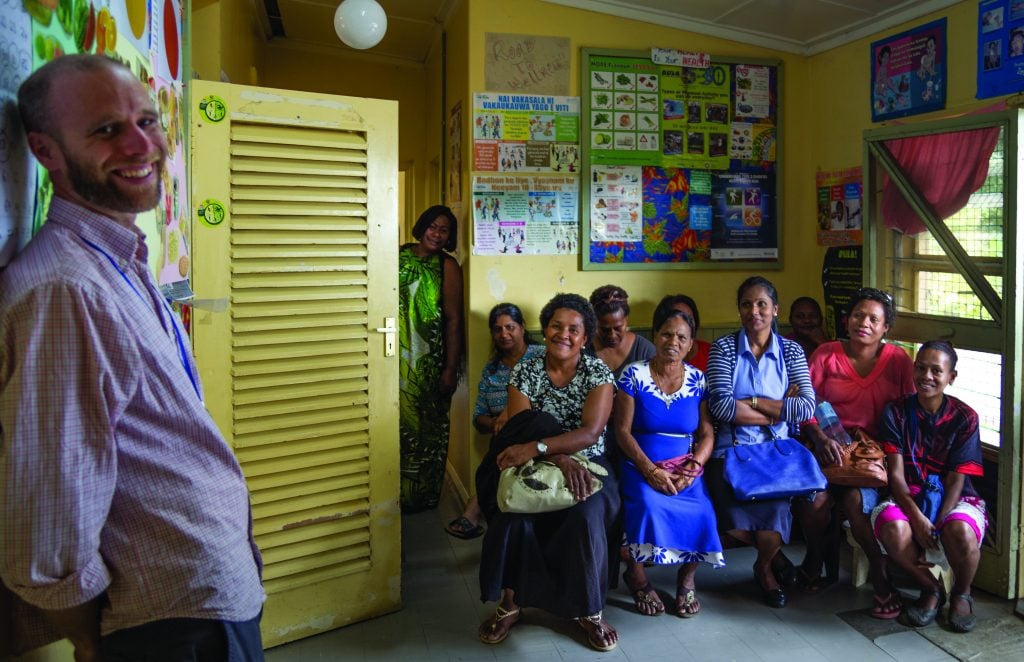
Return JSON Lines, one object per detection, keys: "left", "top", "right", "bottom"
{"left": 0, "top": 54, "right": 265, "bottom": 661}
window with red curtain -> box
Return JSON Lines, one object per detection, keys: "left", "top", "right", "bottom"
{"left": 880, "top": 126, "right": 1001, "bottom": 235}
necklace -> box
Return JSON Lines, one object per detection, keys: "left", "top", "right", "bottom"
{"left": 650, "top": 359, "right": 683, "bottom": 394}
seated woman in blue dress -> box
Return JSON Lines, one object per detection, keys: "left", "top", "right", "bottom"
{"left": 615, "top": 305, "right": 723, "bottom": 617}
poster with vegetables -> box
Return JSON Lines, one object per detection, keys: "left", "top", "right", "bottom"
{"left": 472, "top": 92, "right": 580, "bottom": 173}
{"left": 582, "top": 48, "right": 780, "bottom": 268}
{"left": 17, "top": 0, "right": 189, "bottom": 286}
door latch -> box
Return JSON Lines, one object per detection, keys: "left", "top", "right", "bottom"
{"left": 375, "top": 317, "right": 397, "bottom": 357}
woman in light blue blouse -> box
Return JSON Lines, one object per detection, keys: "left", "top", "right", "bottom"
{"left": 446, "top": 303, "right": 543, "bottom": 539}
{"left": 704, "top": 276, "right": 815, "bottom": 609}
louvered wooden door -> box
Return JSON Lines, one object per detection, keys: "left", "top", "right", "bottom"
{"left": 189, "top": 81, "right": 400, "bottom": 649}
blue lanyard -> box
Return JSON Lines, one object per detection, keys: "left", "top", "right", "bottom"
{"left": 80, "top": 236, "right": 201, "bottom": 400}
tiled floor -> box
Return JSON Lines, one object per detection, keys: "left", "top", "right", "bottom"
{"left": 266, "top": 492, "right": 1014, "bottom": 661}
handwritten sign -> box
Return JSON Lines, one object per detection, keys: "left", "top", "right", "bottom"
{"left": 0, "top": 1, "right": 34, "bottom": 267}
{"left": 485, "top": 33, "right": 570, "bottom": 95}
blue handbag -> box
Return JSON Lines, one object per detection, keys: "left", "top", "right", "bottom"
{"left": 724, "top": 428, "right": 828, "bottom": 501}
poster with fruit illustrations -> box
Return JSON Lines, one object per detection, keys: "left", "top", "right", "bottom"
{"left": 15, "top": 0, "right": 188, "bottom": 287}
{"left": 582, "top": 48, "right": 780, "bottom": 268}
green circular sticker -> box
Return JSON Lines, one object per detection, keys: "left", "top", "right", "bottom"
{"left": 199, "top": 95, "right": 227, "bottom": 122}
{"left": 197, "top": 199, "right": 227, "bottom": 227}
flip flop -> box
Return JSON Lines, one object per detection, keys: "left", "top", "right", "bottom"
{"left": 870, "top": 592, "right": 903, "bottom": 620}
{"left": 622, "top": 571, "right": 664, "bottom": 616}
{"left": 445, "top": 516, "right": 484, "bottom": 540}
{"left": 676, "top": 587, "right": 700, "bottom": 618}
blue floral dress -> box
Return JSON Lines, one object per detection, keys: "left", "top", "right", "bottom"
{"left": 618, "top": 361, "right": 724, "bottom": 567}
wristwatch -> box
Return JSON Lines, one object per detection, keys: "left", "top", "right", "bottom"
{"left": 536, "top": 439, "right": 548, "bottom": 457}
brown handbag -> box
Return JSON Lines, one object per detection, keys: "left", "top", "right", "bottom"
{"left": 822, "top": 428, "right": 888, "bottom": 488}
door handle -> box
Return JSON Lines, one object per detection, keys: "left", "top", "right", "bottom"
{"left": 374, "top": 317, "right": 397, "bottom": 357}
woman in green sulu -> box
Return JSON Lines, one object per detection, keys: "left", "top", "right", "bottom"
{"left": 399, "top": 205, "right": 464, "bottom": 512}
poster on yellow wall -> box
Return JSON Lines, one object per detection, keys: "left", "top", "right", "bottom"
{"left": 472, "top": 92, "right": 580, "bottom": 173}
{"left": 816, "top": 167, "right": 863, "bottom": 247}
{"left": 472, "top": 174, "right": 579, "bottom": 255}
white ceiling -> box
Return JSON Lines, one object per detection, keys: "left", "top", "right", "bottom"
{"left": 267, "top": 0, "right": 962, "bottom": 62}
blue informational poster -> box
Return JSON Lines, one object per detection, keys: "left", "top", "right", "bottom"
{"left": 870, "top": 19, "right": 947, "bottom": 122}
{"left": 977, "top": 0, "right": 1024, "bottom": 98}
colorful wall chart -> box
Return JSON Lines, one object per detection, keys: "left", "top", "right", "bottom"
{"left": 472, "top": 175, "right": 579, "bottom": 255}
{"left": 816, "top": 167, "right": 863, "bottom": 247}
{"left": 976, "top": 0, "right": 1024, "bottom": 98}
{"left": 581, "top": 49, "right": 780, "bottom": 268}
{"left": 870, "top": 19, "right": 947, "bottom": 122}
{"left": 472, "top": 92, "right": 580, "bottom": 173}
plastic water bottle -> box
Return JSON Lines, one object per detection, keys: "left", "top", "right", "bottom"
{"left": 814, "top": 402, "right": 852, "bottom": 446}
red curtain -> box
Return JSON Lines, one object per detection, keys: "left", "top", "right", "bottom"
{"left": 880, "top": 127, "right": 1000, "bottom": 235}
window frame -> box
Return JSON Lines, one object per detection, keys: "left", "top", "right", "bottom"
{"left": 863, "top": 110, "right": 1023, "bottom": 599}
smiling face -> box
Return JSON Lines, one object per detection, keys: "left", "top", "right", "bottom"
{"left": 790, "top": 301, "right": 822, "bottom": 337}
{"left": 738, "top": 285, "right": 777, "bottom": 335}
{"left": 29, "top": 64, "right": 166, "bottom": 227}
{"left": 491, "top": 314, "right": 526, "bottom": 357}
{"left": 846, "top": 299, "right": 889, "bottom": 347}
{"left": 419, "top": 215, "right": 452, "bottom": 254}
{"left": 596, "top": 309, "right": 628, "bottom": 349}
{"left": 653, "top": 315, "right": 693, "bottom": 363}
{"left": 914, "top": 348, "right": 956, "bottom": 399}
{"left": 544, "top": 307, "right": 587, "bottom": 361}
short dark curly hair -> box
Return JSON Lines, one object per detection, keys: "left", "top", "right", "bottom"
{"left": 411, "top": 205, "right": 458, "bottom": 252}
{"left": 589, "top": 284, "right": 630, "bottom": 318}
{"left": 918, "top": 340, "right": 958, "bottom": 369}
{"left": 540, "top": 293, "right": 597, "bottom": 340}
{"left": 849, "top": 287, "right": 895, "bottom": 326}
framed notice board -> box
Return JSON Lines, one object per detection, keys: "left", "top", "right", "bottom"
{"left": 582, "top": 48, "right": 782, "bottom": 270}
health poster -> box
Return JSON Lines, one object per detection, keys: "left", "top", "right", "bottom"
{"left": 472, "top": 175, "right": 579, "bottom": 255}
{"left": 590, "top": 165, "right": 642, "bottom": 242}
{"left": 660, "top": 64, "right": 732, "bottom": 170}
{"left": 709, "top": 169, "right": 777, "bottom": 260}
{"left": 870, "top": 18, "right": 946, "bottom": 122}
{"left": 822, "top": 246, "right": 864, "bottom": 339}
{"left": 472, "top": 93, "right": 580, "bottom": 173}
{"left": 588, "top": 167, "right": 713, "bottom": 264}
{"left": 816, "top": 167, "right": 863, "bottom": 247}
{"left": 977, "top": 0, "right": 1024, "bottom": 99}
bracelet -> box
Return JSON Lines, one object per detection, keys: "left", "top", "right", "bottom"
{"left": 751, "top": 395, "right": 758, "bottom": 410}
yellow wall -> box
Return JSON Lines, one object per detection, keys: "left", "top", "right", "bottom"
{"left": 808, "top": 1, "right": 991, "bottom": 168}
{"left": 190, "top": 0, "right": 264, "bottom": 83}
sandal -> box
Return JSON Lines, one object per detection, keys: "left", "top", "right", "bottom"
{"left": 676, "top": 587, "right": 700, "bottom": 618}
{"left": 771, "top": 552, "right": 798, "bottom": 589}
{"left": 478, "top": 604, "right": 520, "bottom": 644}
{"left": 446, "top": 516, "right": 484, "bottom": 540}
{"left": 870, "top": 592, "right": 903, "bottom": 620}
{"left": 622, "top": 571, "right": 665, "bottom": 616}
{"left": 948, "top": 593, "right": 977, "bottom": 633}
{"left": 904, "top": 588, "right": 945, "bottom": 627}
{"left": 577, "top": 612, "right": 617, "bottom": 652}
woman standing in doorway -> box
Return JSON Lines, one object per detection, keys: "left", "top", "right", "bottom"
{"left": 399, "top": 205, "right": 464, "bottom": 512}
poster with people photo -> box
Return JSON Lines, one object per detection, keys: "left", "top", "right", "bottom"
{"left": 870, "top": 19, "right": 946, "bottom": 122}
{"left": 816, "top": 167, "right": 862, "bottom": 247}
{"left": 977, "top": 0, "right": 1024, "bottom": 98}
{"left": 472, "top": 93, "right": 580, "bottom": 173}
{"left": 471, "top": 175, "right": 579, "bottom": 255}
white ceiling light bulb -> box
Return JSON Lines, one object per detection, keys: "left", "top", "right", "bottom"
{"left": 334, "top": 0, "right": 388, "bottom": 50}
